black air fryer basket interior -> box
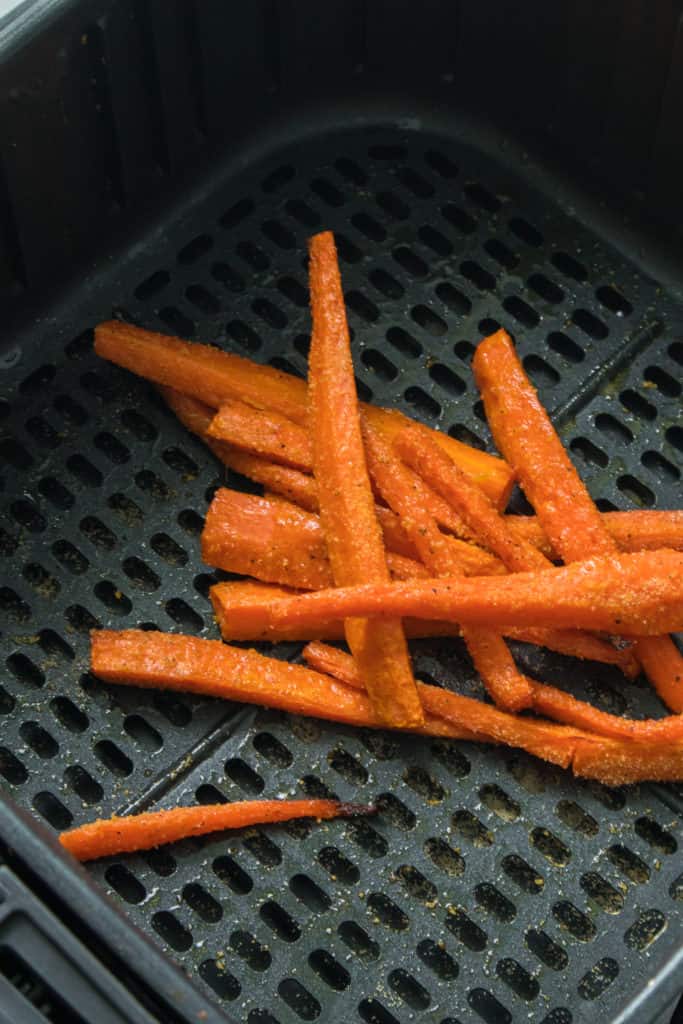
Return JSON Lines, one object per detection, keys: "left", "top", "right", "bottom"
{"left": 1, "top": 3, "right": 682, "bottom": 1024}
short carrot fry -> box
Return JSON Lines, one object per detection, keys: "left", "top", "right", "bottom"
{"left": 95, "top": 320, "right": 514, "bottom": 505}
{"left": 201, "top": 489, "right": 426, "bottom": 590}
{"left": 363, "top": 420, "right": 532, "bottom": 712}
{"left": 230, "top": 549, "right": 683, "bottom": 638}
{"left": 60, "top": 799, "right": 369, "bottom": 862}
{"left": 307, "top": 231, "right": 422, "bottom": 728}
{"left": 473, "top": 329, "right": 683, "bottom": 710}
{"left": 207, "top": 398, "right": 313, "bottom": 470}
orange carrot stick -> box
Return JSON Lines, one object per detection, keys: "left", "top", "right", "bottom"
{"left": 60, "top": 799, "right": 369, "bottom": 862}
{"left": 228, "top": 549, "right": 683, "bottom": 638}
{"left": 363, "top": 420, "right": 532, "bottom": 712}
{"left": 473, "top": 329, "right": 683, "bottom": 711}
{"left": 201, "top": 489, "right": 426, "bottom": 590}
{"left": 207, "top": 398, "right": 313, "bottom": 470}
{"left": 209, "top": 580, "right": 638, "bottom": 673}
{"left": 307, "top": 231, "right": 422, "bottom": 728}
{"left": 95, "top": 320, "right": 514, "bottom": 505}
{"left": 571, "top": 736, "right": 683, "bottom": 786}
{"left": 508, "top": 510, "right": 683, "bottom": 559}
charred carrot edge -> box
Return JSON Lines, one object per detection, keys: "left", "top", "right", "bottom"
{"left": 228, "top": 549, "right": 683, "bottom": 638}
{"left": 209, "top": 580, "right": 638, "bottom": 675}
{"left": 95, "top": 320, "right": 514, "bottom": 505}
{"left": 60, "top": 799, "right": 372, "bottom": 861}
{"left": 363, "top": 421, "right": 532, "bottom": 712}
{"left": 207, "top": 398, "right": 313, "bottom": 470}
{"left": 308, "top": 231, "right": 422, "bottom": 728}
{"left": 303, "top": 642, "right": 683, "bottom": 784}
{"left": 92, "top": 631, "right": 683, "bottom": 784}
{"left": 473, "top": 329, "right": 683, "bottom": 711}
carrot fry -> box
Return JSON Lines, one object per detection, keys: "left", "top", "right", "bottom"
{"left": 201, "top": 489, "right": 426, "bottom": 590}
{"left": 508, "top": 510, "right": 683, "bottom": 559}
{"left": 91, "top": 629, "right": 474, "bottom": 740}
{"left": 530, "top": 681, "right": 683, "bottom": 742}
{"left": 207, "top": 398, "right": 312, "bottom": 470}
{"left": 363, "top": 420, "right": 532, "bottom": 712}
{"left": 473, "top": 329, "right": 683, "bottom": 711}
{"left": 95, "top": 320, "right": 514, "bottom": 505}
{"left": 307, "top": 231, "right": 422, "bottom": 728}
{"left": 229, "top": 549, "right": 683, "bottom": 638}
{"left": 571, "top": 736, "right": 683, "bottom": 786}
{"left": 60, "top": 799, "right": 369, "bottom": 862}
{"left": 209, "top": 580, "right": 638, "bottom": 674}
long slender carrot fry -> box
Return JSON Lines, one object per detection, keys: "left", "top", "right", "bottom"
{"left": 363, "top": 421, "right": 532, "bottom": 712}
{"left": 307, "top": 231, "right": 422, "bottom": 728}
{"left": 530, "top": 681, "right": 683, "bottom": 741}
{"left": 95, "top": 320, "right": 514, "bottom": 505}
{"left": 571, "top": 736, "right": 683, "bottom": 786}
{"left": 473, "top": 329, "right": 683, "bottom": 710}
{"left": 207, "top": 399, "right": 312, "bottom": 470}
{"left": 228, "top": 549, "right": 683, "bottom": 638}
{"left": 508, "top": 510, "right": 683, "bottom": 559}
{"left": 209, "top": 580, "right": 639, "bottom": 674}
{"left": 60, "top": 799, "right": 369, "bottom": 861}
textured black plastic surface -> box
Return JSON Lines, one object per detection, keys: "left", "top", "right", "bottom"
{"left": 1, "top": 118, "right": 682, "bottom": 1024}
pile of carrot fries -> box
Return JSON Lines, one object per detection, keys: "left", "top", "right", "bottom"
{"left": 89, "top": 231, "right": 683, "bottom": 796}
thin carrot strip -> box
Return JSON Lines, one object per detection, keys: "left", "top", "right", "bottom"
{"left": 363, "top": 421, "right": 532, "bottom": 712}
{"left": 201, "top": 489, "right": 427, "bottom": 590}
{"left": 507, "top": 510, "right": 683, "bottom": 559}
{"left": 95, "top": 320, "right": 514, "bottom": 505}
{"left": 530, "top": 681, "right": 683, "bottom": 742}
{"left": 60, "top": 799, "right": 367, "bottom": 862}
{"left": 571, "top": 736, "right": 683, "bottom": 786}
{"left": 473, "top": 329, "right": 683, "bottom": 711}
{"left": 230, "top": 549, "right": 683, "bottom": 638}
{"left": 207, "top": 398, "right": 312, "bottom": 470}
{"left": 307, "top": 231, "right": 422, "bottom": 728}
{"left": 209, "top": 581, "right": 639, "bottom": 673}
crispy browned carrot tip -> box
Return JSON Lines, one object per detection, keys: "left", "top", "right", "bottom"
{"left": 223, "top": 549, "right": 683, "bottom": 638}
{"left": 96, "top": 320, "right": 513, "bottom": 504}
{"left": 60, "top": 798, "right": 371, "bottom": 861}
{"left": 307, "top": 230, "right": 422, "bottom": 729}
{"left": 473, "top": 328, "right": 683, "bottom": 711}
{"left": 363, "top": 420, "right": 532, "bottom": 713}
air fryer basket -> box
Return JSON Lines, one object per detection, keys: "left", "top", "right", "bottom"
{"left": 2, "top": 5, "right": 683, "bottom": 1024}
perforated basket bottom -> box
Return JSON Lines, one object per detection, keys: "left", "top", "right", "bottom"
{"left": 1, "top": 120, "right": 682, "bottom": 1024}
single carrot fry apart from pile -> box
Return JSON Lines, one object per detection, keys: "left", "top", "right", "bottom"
{"left": 308, "top": 232, "right": 422, "bottom": 728}
{"left": 363, "top": 421, "right": 532, "bottom": 712}
{"left": 473, "top": 329, "right": 683, "bottom": 711}
{"left": 60, "top": 799, "right": 372, "bottom": 862}
{"left": 95, "top": 319, "right": 514, "bottom": 505}
{"left": 209, "top": 579, "right": 640, "bottom": 673}
{"left": 207, "top": 398, "right": 312, "bottom": 470}
{"left": 226, "top": 549, "right": 683, "bottom": 637}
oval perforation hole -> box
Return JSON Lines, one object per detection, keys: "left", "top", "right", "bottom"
{"left": 94, "top": 739, "right": 132, "bottom": 777}
{"left": 580, "top": 872, "right": 624, "bottom": 913}
{"left": 338, "top": 921, "right": 379, "bottom": 961}
{"left": 445, "top": 906, "right": 487, "bottom": 951}
{"left": 225, "top": 757, "right": 264, "bottom": 794}
{"left": 64, "top": 765, "right": 102, "bottom": 805}
{"left": 635, "top": 816, "right": 677, "bottom": 854}
{"left": 404, "top": 765, "right": 445, "bottom": 802}
{"left": 436, "top": 282, "right": 471, "bottom": 317}
{"left": 50, "top": 696, "right": 87, "bottom": 733}
{"left": 231, "top": 930, "right": 271, "bottom": 971}
{"left": 144, "top": 849, "right": 176, "bottom": 877}
{"left": 235, "top": 241, "right": 269, "bottom": 272}
{"left": 523, "top": 353, "right": 559, "bottom": 387}
{"left": 252, "top": 297, "right": 288, "bottom": 329}
{"left": 261, "top": 219, "right": 295, "bottom": 250}
{"left": 572, "top": 308, "right": 608, "bottom": 339}
{"left": 308, "top": 949, "right": 350, "bottom": 991}
{"left": 396, "top": 166, "right": 433, "bottom": 198}
{"left": 528, "top": 273, "right": 564, "bottom": 304}
{"left": 7, "top": 652, "right": 43, "bottom": 688}
{"left": 183, "top": 883, "right": 222, "bottom": 923}
{"left": 25, "top": 416, "right": 60, "bottom": 449}
{"left": 509, "top": 217, "right": 543, "bottom": 246}
{"left": 301, "top": 774, "right": 336, "bottom": 800}
{"left": 453, "top": 809, "right": 492, "bottom": 846}
{"left": 252, "top": 732, "right": 292, "bottom": 767}
{"left": 417, "top": 938, "right": 458, "bottom": 980}
{"left": 165, "top": 598, "right": 203, "bottom": 632}
{"left": 290, "top": 874, "right": 331, "bottom": 912}
{"left": 502, "top": 854, "right": 544, "bottom": 894}
{"left": 667, "top": 425, "right": 683, "bottom": 452}
{"left": 393, "top": 246, "right": 428, "bottom": 277}
{"left": 366, "top": 893, "right": 408, "bottom": 930}
{"left": 317, "top": 846, "right": 359, "bottom": 884}
{"left": 475, "top": 883, "right": 516, "bottom": 922}
{"left": 644, "top": 364, "right": 680, "bottom": 397}
{"left": 551, "top": 250, "right": 587, "bottom": 280}
{"left": 617, "top": 474, "right": 655, "bottom": 507}
{"left": 276, "top": 276, "right": 307, "bottom": 308}
{"left": 124, "top": 715, "right": 162, "bottom": 752}
{"left": 32, "top": 791, "right": 71, "bottom": 828}
{"left": 352, "top": 212, "right": 387, "bottom": 242}
{"left": 595, "top": 412, "right": 633, "bottom": 444}
{"left": 525, "top": 928, "right": 568, "bottom": 971}
{"left": 424, "top": 837, "right": 465, "bottom": 876}
{"left": 442, "top": 203, "right": 476, "bottom": 234}
{"left": 0, "top": 437, "right": 33, "bottom": 470}
{"left": 123, "top": 557, "right": 160, "bottom": 591}
{"left": 0, "top": 588, "right": 30, "bottom": 625}
{"left": 556, "top": 800, "right": 599, "bottom": 837}
{"left": 346, "top": 290, "right": 379, "bottom": 323}
{"left": 20, "top": 363, "right": 56, "bottom": 394}
{"left": 20, "top": 722, "right": 58, "bottom": 758}
{"left": 429, "top": 363, "right": 466, "bottom": 395}
{"left": 578, "top": 957, "right": 619, "bottom": 1000}
{"left": 624, "top": 909, "right": 666, "bottom": 950}
{"left": 195, "top": 784, "right": 227, "bottom": 806}
{"left": 376, "top": 792, "right": 415, "bottom": 831}
{"left": 642, "top": 450, "right": 679, "bottom": 482}
{"left": 449, "top": 423, "right": 485, "bottom": 450}
{"left": 65, "top": 605, "right": 101, "bottom": 633}
{"left": 504, "top": 295, "right": 540, "bottom": 327}
{"left": 213, "top": 855, "right": 253, "bottom": 894}
{"left": 285, "top": 198, "right": 320, "bottom": 227}
{"left": 278, "top": 978, "right": 320, "bottom": 1021}
{"left": 358, "top": 999, "right": 399, "bottom": 1024}
{"left": 108, "top": 493, "right": 143, "bottom": 527}
{"left": 311, "top": 177, "right": 343, "bottom": 207}
{"left": 496, "top": 958, "right": 539, "bottom": 1001}
{"left": 11, "top": 499, "right": 45, "bottom": 532}
{"left": 386, "top": 326, "right": 422, "bottom": 358}
{"left": 411, "top": 304, "right": 448, "bottom": 335}
{"left": 39, "top": 477, "right": 74, "bottom": 510}
{"left": 0, "top": 749, "right": 27, "bottom": 786}
{"left": 530, "top": 827, "right": 571, "bottom": 865}
{"left": 212, "top": 262, "right": 245, "bottom": 293}
{"left": 548, "top": 331, "right": 584, "bottom": 363}
{"left": 468, "top": 988, "right": 511, "bottom": 1024}
{"left": 462, "top": 260, "right": 496, "bottom": 291}
{"left": 327, "top": 745, "right": 367, "bottom": 785}
{"left": 226, "top": 319, "right": 262, "bottom": 353}
{"left": 376, "top": 191, "right": 409, "bottom": 220}
{"left": 152, "top": 912, "right": 192, "bottom": 952}
{"left": 23, "top": 562, "right": 60, "bottom": 599}
{"left": 418, "top": 224, "right": 452, "bottom": 256}
{"left": 105, "top": 863, "right": 146, "bottom": 903}
{"left": 369, "top": 268, "right": 403, "bottom": 300}
{"left": 185, "top": 285, "right": 220, "bottom": 314}
{"left": 362, "top": 348, "right": 397, "bottom": 381}
{"left": 596, "top": 285, "right": 632, "bottom": 315}
{"left": 199, "top": 960, "right": 240, "bottom": 1002}
{"left": 334, "top": 157, "right": 366, "bottom": 184}
{"left": 388, "top": 968, "right": 430, "bottom": 1010}
{"left": 242, "top": 831, "right": 281, "bottom": 867}
{"left": 94, "top": 581, "right": 131, "bottom": 615}
{"left": 153, "top": 692, "right": 191, "bottom": 727}
{"left": 480, "top": 784, "right": 519, "bottom": 821}
{"left": 151, "top": 533, "right": 188, "bottom": 566}
{"left": 0, "top": 687, "right": 15, "bottom": 715}
{"left": 403, "top": 386, "right": 440, "bottom": 419}
{"left": 552, "top": 900, "right": 596, "bottom": 941}
{"left": 430, "top": 740, "right": 471, "bottom": 777}
{"left": 260, "top": 899, "right": 300, "bottom": 941}
{"left": 395, "top": 864, "right": 437, "bottom": 903}
{"left": 570, "top": 437, "right": 608, "bottom": 468}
